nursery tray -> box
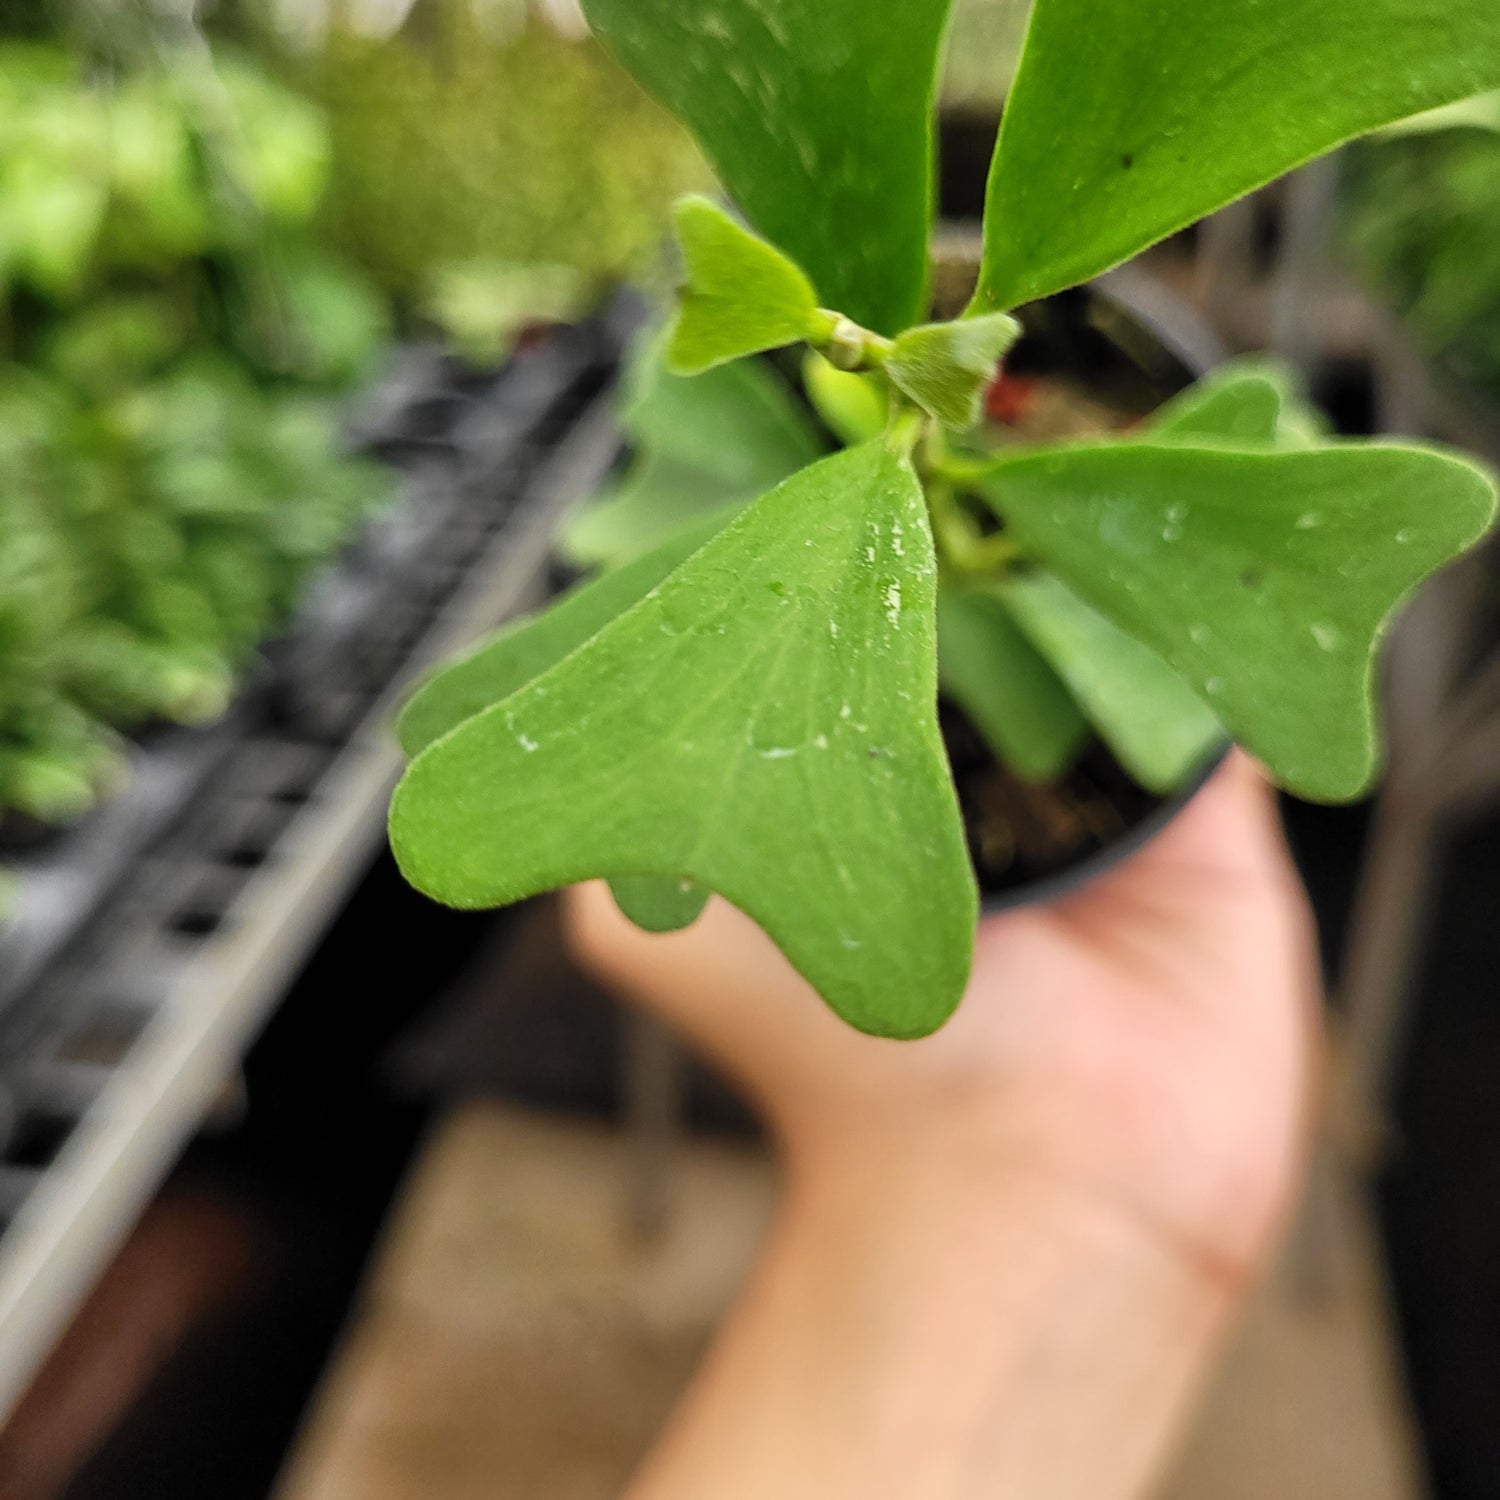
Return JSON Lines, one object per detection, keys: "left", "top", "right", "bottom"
{"left": 0, "top": 323, "right": 627, "bottom": 1421}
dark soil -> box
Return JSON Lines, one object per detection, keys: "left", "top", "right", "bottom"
{"left": 942, "top": 704, "right": 1170, "bottom": 901}
{"left": 930, "top": 281, "right": 1206, "bottom": 906}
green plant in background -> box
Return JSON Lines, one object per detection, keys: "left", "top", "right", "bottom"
{"left": 424, "top": 260, "right": 589, "bottom": 367}
{"left": 391, "top": 0, "right": 1500, "bottom": 1039}
{"left": 1345, "top": 93, "right": 1500, "bottom": 403}
{"left": 942, "top": 0, "right": 1031, "bottom": 115}
{"left": 0, "top": 40, "right": 393, "bottom": 831}
{"left": 291, "top": 0, "right": 707, "bottom": 320}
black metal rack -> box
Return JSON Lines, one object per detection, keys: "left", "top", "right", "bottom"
{"left": 0, "top": 316, "right": 627, "bottom": 1418}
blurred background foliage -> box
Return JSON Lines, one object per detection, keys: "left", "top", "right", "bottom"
{"left": 942, "top": 0, "right": 1030, "bottom": 114}
{"left": 1344, "top": 107, "right": 1500, "bottom": 405}
{"left": 0, "top": 0, "right": 709, "bottom": 834}
{"left": 290, "top": 1, "right": 709, "bottom": 312}
{"left": 0, "top": 24, "right": 395, "bottom": 829}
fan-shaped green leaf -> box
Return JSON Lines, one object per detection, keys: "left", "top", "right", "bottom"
{"left": 399, "top": 507, "right": 736, "bottom": 758}
{"left": 581, "top": 0, "right": 956, "bottom": 334}
{"left": 980, "top": 443, "right": 1497, "bottom": 801}
{"left": 561, "top": 349, "right": 823, "bottom": 568}
{"left": 996, "top": 571, "right": 1224, "bottom": 794}
{"left": 624, "top": 345, "right": 834, "bottom": 486}
{"left": 1150, "top": 372, "right": 1283, "bottom": 446}
{"left": 887, "top": 314, "right": 1021, "bottom": 431}
{"left": 974, "top": 0, "right": 1500, "bottom": 313}
{"left": 560, "top": 453, "right": 750, "bottom": 570}
{"left": 619, "top": 343, "right": 824, "bottom": 489}
{"left": 667, "top": 197, "right": 822, "bottom": 375}
{"left": 1378, "top": 91, "right": 1500, "bottom": 139}
{"left": 1149, "top": 360, "right": 1326, "bottom": 449}
{"left": 391, "top": 443, "right": 977, "bottom": 1038}
{"left": 610, "top": 875, "right": 710, "bottom": 933}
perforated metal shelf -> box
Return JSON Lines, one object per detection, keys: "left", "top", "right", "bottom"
{"left": 0, "top": 329, "right": 625, "bottom": 1420}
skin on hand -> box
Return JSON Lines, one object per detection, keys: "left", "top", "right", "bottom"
{"left": 568, "top": 753, "right": 1320, "bottom": 1279}
{"left": 565, "top": 753, "right": 1323, "bottom": 1500}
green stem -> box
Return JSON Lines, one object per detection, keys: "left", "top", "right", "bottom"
{"left": 925, "top": 480, "right": 1023, "bottom": 578}
{"left": 885, "top": 403, "right": 926, "bottom": 459}
{"left": 913, "top": 424, "right": 992, "bottom": 491}
{"left": 931, "top": 455, "right": 993, "bottom": 488}
{"left": 810, "top": 309, "right": 896, "bottom": 374}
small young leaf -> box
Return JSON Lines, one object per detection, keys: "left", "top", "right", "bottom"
{"left": 973, "top": 0, "right": 1500, "bottom": 313}
{"left": 610, "top": 875, "right": 710, "bottom": 933}
{"left": 937, "top": 583, "right": 1087, "bottom": 783}
{"left": 886, "top": 314, "right": 1021, "bottom": 431}
{"left": 1149, "top": 360, "right": 1327, "bottom": 449}
{"left": 996, "top": 572, "right": 1225, "bottom": 795}
{"left": 399, "top": 507, "right": 735, "bottom": 758}
{"left": 580, "top": 0, "right": 956, "bottom": 335}
{"left": 1149, "top": 371, "right": 1284, "bottom": 446}
{"left": 666, "top": 197, "right": 821, "bottom": 376}
{"left": 980, "top": 443, "right": 1497, "bottom": 801}
{"left": 1274, "top": 393, "right": 1331, "bottom": 451}
{"left": 391, "top": 443, "right": 977, "bottom": 1039}
{"left": 803, "top": 352, "right": 888, "bottom": 448}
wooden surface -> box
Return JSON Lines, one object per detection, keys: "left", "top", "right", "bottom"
{"left": 275, "top": 1108, "right": 775, "bottom": 1500}
{"left": 276, "top": 1105, "right": 1421, "bottom": 1500}
{"left": 1163, "top": 1179, "right": 1422, "bottom": 1500}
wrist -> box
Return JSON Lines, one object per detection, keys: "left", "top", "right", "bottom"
{"left": 775, "top": 1082, "right": 1279, "bottom": 1329}
{"left": 768, "top": 1027, "right": 1303, "bottom": 1299}
{"left": 694, "top": 1117, "right": 1245, "bottom": 1500}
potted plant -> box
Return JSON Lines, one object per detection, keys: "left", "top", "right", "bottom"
{"left": 389, "top": 0, "right": 1500, "bottom": 1040}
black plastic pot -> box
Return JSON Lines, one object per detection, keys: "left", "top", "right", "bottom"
{"left": 979, "top": 749, "right": 1228, "bottom": 914}
{"left": 961, "top": 270, "right": 1233, "bottom": 914}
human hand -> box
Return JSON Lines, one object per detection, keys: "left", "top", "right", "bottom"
{"left": 565, "top": 753, "right": 1322, "bottom": 1500}
{"left": 568, "top": 753, "right": 1320, "bottom": 1280}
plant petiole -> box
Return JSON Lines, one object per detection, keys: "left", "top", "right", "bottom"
{"left": 885, "top": 403, "right": 926, "bottom": 458}
{"left": 925, "top": 478, "right": 1023, "bottom": 578}
{"left": 811, "top": 309, "right": 896, "bottom": 373}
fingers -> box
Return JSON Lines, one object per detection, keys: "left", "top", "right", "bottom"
{"left": 1024, "top": 750, "right": 1317, "bottom": 1005}
{"left": 564, "top": 881, "right": 754, "bottom": 1071}
{"left": 565, "top": 880, "right": 785, "bottom": 998}
{"left": 1112, "top": 749, "right": 1297, "bottom": 896}
{"left": 563, "top": 879, "right": 647, "bottom": 986}
{"left": 563, "top": 882, "right": 845, "bottom": 1103}
{"left": 563, "top": 880, "right": 739, "bottom": 1020}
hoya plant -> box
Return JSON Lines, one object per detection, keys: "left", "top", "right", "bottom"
{"left": 390, "top": 0, "right": 1500, "bottom": 1039}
